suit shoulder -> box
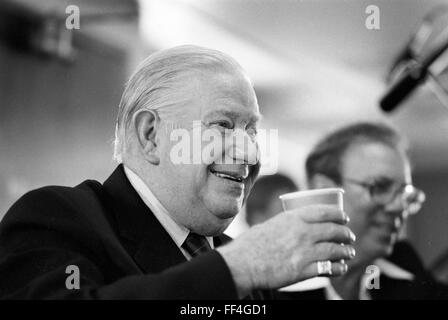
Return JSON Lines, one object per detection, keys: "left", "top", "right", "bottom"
{"left": 389, "top": 241, "right": 426, "bottom": 275}
{"left": 1, "top": 180, "right": 104, "bottom": 229}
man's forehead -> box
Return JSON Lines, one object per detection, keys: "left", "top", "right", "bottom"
{"left": 203, "top": 108, "right": 261, "bottom": 122}
{"left": 342, "top": 142, "right": 411, "bottom": 181}
{"left": 192, "top": 72, "right": 259, "bottom": 118}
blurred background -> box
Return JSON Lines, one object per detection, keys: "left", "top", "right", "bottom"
{"left": 1, "top": 0, "right": 448, "bottom": 280}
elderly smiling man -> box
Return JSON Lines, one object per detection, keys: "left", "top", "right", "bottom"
{"left": 0, "top": 45, "right": 355, "bottom": 299}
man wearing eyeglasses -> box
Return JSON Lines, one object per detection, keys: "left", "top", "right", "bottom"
{"left": 281, "top": 122, "right": 448, "bottom": 300}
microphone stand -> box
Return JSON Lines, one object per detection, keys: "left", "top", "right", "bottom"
{"left": 426, "top": 72, "right": 448, "bottom": 111}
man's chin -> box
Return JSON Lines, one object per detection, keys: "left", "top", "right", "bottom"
{"left": 206, "top": 196, "right": 242, "bottom": 217}
{"left": 216, "top": 205, "right": 240, "bottom": 218}
{"left": 194, "top": 215, "right": 235, "bottom": 237}
{"left": 374, "top": 239, "right": 395, "bottom": 258}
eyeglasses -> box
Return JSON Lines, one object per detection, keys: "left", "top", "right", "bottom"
{"left": 342, "top": 177, "right": 426, "bottom": 215}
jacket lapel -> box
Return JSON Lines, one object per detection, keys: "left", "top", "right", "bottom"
{"left": 102, "top": 165, "right": 186, "bottom": 274}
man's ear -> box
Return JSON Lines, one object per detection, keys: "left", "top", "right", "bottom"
{"left": 132, "top": 109, "right": 160, "bottom": 165}
{"left": 309, "top": 173, "right": 338, "bottom": 189}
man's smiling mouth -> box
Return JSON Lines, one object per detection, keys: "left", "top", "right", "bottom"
{"left": 209, "top": 168, "right": 247, "bottom": 183}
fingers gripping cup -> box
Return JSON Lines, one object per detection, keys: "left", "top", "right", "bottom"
{"left": 279, "top": 188, "right": 345, "bottom": 277}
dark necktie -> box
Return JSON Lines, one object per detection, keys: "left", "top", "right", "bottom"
{"left": 182, "top": 232, "right": 212, "bottom": 257}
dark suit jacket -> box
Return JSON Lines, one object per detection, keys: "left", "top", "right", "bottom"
{"left": 281, "top": 241, "right": 448, "bottom": 300}
{"left": 0, "top": 165, "right": 247, "bottom": 299}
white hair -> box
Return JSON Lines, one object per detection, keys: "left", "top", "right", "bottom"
{"left": 113, "top": 45, "right": 249, "bottom": 163}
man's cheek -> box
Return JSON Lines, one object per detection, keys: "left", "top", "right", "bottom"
{"left": 199, "top": 128, "right": 225, "bottom": 165}
{"left": 243, "top": 162, "right": 260, "bottom": 201}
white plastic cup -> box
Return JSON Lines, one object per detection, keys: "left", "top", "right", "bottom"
{"left": 279, "top": 188, "right": 344, "bottom": 212}
{"left": 279, "top": 188, "right": 346, "bottom": 284}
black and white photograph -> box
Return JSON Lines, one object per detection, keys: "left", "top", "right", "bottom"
{"left": 1, "top": 0, "right": 448, "bottom": 307}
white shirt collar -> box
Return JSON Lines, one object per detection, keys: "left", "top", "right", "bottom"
{"left": 123, "top": 166, "right": 214, "bottom": 259}
{"left": 375, "top": 258, "right": 415, "bottom": 280}
{"left": 279, "top": 258, "right": 415, "bottom": 300}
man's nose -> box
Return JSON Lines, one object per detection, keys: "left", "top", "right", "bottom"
{"left": 384, "top": 192, "right": 407, "bottom": 219}
{"left": 225, "top": 130, "right": 259, "bottom": 165}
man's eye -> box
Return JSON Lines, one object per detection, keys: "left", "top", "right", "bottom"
{"left": 372, "top": 180, "right": 395, "bottom": 194}
{"left": 212, "top": 121, "right": 233, "bottom": 129}
{"left": 247, "top": 127, "right": 258, "bottom": 138}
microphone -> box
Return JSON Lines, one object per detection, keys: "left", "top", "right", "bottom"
{"left": 380, "top": 37, "right": 448, "bottom": 112}
{"left": 379, "top": 61, "right": 428, "bottom": 112}
{"left": 380, "top": 8, "right": 448, "bottom": 113}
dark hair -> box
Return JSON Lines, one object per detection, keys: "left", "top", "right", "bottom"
{"left": 245, "top": 173, "right": 298, "bottom": 225}
{"left": 305, "top": 122, "right": 408, "bottom": 185}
